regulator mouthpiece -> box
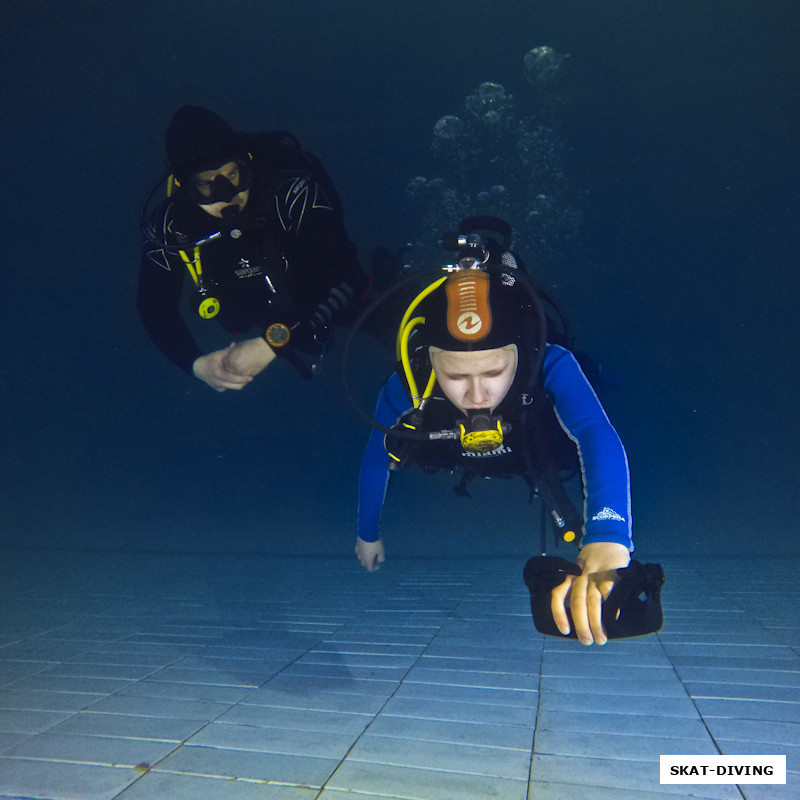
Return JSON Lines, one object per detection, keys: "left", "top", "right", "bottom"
{"left": 458, "top": 408, "right": 507, "bottom": 454}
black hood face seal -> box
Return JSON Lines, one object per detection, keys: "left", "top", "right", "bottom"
{"left": 414, "top": 319, "right": 538, "bottom": 421}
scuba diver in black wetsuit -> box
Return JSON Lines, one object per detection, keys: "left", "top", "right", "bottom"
{"left": 138, "top": 105, "right": 367, "bottom": 390}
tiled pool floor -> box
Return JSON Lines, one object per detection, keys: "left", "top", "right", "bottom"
{"left": 0, "top": 550, "right": 796, "bottom": 799}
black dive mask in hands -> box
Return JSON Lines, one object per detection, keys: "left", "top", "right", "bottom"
{"left": 522, "top": 555, "right": 665, "bottom": 640}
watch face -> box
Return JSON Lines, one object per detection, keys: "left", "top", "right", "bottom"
{"left": 266, "top": 323, "right": 290, "bottom": 347}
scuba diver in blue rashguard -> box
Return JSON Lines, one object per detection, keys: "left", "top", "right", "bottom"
{"left": 349, "top": 218, "right": 662, "bottom": 646}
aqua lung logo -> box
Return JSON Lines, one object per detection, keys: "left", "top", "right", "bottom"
{"left": 456, "top": 311, "right": 483, "bottom": 335}
{"left": 446, "top": 272, "right": 492, "bottom": 342}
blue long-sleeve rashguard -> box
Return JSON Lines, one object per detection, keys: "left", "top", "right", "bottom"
{"left": 357, "top": 344, "right": 633, "bottom": 550}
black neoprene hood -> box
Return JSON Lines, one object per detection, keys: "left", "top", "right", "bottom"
{"left": 165, "top": 105, "right": 246, "bottom": 183}
{"left": 417, "top": 269, "right": 530, "bottom": 352}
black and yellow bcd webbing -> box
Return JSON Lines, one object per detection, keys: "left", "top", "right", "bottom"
{"left": 179, "top": 246, "right": 220, "bottom": 319}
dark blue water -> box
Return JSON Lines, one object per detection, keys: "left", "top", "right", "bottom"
{"left": 2, "top": 0, "right": 798, "bottom": 558}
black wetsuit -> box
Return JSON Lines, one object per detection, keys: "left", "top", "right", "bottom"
{"left": 138, "top": 131, "right": 366, "bottom": 374}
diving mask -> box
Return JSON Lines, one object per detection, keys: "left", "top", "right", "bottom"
{"left": 185, "top": 158, "right": 253, "bottom": 206}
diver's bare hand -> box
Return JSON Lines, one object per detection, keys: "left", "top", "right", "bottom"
{"left": 222, "top": 336, "right": 276, "bottom": 378}
{"left": 355, "top": 537, "right": 385, "bottom": 572}
{"left": 192, "top": 344, "right": 254, "bottom": 392}
{"left": 551, "top": 542, "right": 630, "bottom": 645}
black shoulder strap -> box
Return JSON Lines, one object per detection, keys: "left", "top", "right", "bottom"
{"left": 518, "top": 374, "right": 584, "bottom": 550}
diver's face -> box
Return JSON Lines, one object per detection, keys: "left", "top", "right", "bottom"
{"left": 429, "top": 345, "right": 518, "bottom": 414}
{"left": 191, "top": 161, "right": 250, "bottom": 218}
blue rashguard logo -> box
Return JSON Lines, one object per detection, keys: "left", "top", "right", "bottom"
{"left": 592, "top": 507, "right": 626, "bottom": 522}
